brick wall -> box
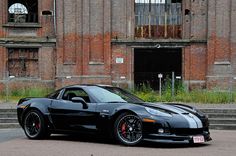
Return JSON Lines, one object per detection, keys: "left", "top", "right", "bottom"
{"left": 206, "top": 0, "right": 235, "bottom": 89}
{"left": 0, "top": 0, "right": 236, "bottom": 90}
{"left": 0, "top": 0, "right": 56, "bottom": 90}
{"left": 183, "top": 44, "right": 207, "bottom": 89}
{"left": 55, "top": 0, "right": 112, "bottom": 88}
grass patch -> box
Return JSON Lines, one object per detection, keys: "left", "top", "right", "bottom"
{"left": 0, "top": 83, "right": 235, "bottom": 104}
{"left": 133, "top": 82, "right": 235, "bottom": 104}
{"left": 0, "top": 87, "right": 53, "bottom": 102}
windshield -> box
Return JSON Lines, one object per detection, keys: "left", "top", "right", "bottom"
{"left": 87, "top": 86, "right": 144, "bottom": 103}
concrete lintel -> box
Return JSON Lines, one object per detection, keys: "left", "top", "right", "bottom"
{"left": 0, "top": 79, "right": 54, "bottom": 83}
{"left": 112, "top": 39, "right": 206, "bottom": 44}
{"left": 0, "top": 37, "right": 56, "bottom": 44}
{"left": 111, "top": 39, "right": 206, "bottom": 48}
{"left": 56, "top": 75, "right": 111, "bottom": 79}
{"left": 112, "top": 39, "right": 190, "bottom": 45}
{"left": 131, "top": 45, "right": 185, "bottom": 48}
{"left": 112, "top": 80, "right": 128, "bottom": 83}
{"left": 2, "top": 23, "right": 42, "bottom": 28}
{"left": 89, "top": 62, "right": 105, "bottom": 65}
{"left": 63, "top": 63, "right": 76, "bottom": 65}
{"left": 4, "top": 44, "right": 42, "bottom": 48}
{"left": 184, "top": 80, "right": 206, "bottom": 84}
{"left": 206, "top": 75, "right": 232, "bottom": 78}
{"left": 214, "top": 61, "right": 231, "bottom": 65}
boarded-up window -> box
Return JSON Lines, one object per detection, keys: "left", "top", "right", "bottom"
{"left": 8, "top": 48, "right": 39, "bottom": 78}
{"left": 135, "top": 0, "right": 182, "bottom": 39}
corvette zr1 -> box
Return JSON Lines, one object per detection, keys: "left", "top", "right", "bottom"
{"left": 17, "top": 85, "right": 212, "bottom": 145}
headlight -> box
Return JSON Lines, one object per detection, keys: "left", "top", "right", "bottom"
{"left": 145, "top": 107, "right": 172, "bottom": 117}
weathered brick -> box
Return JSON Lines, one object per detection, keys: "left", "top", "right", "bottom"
{"left": 0, "top": 0, "right": 235, "bottom": 90}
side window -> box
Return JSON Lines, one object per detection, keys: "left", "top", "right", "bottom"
{"left": 62, "top": 88, "right": 91, "bottom": 103}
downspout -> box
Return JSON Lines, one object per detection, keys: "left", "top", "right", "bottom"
{"left": 53, "top": 0, "right": 57, "bottom": 89}
{"left": 53, "top": 0, "right": 57, "bottom": 35}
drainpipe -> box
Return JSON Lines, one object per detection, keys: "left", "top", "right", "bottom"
{"left": 53, "top": 0, "right": 57, "bottom": 35}
{"left": 53, "top": 0, "right": 57, "bottom": 88}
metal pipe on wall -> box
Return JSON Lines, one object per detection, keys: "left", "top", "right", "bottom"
{"left": 53, "top": 0, "right": 57, "bottom": 35}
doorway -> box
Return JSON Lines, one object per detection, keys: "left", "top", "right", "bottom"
{"left": 134, "top": 48, "right": 182, "bottom": 90}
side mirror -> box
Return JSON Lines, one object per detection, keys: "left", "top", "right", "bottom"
{"left": 71, "top": 97, "right": 88, "bottom": 109}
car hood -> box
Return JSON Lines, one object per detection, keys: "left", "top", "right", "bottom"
{"left": 134, "top": 102, "right": 205, "bottom": 117}
{"left": 134, "top": 102, "right": 207, "bottom": 129}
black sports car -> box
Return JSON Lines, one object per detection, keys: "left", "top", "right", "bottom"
{"left": 17, "top": 84, "right": 212, "bottom": 145}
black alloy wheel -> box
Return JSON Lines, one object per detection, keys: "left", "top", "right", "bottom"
{"left": 114, "top": 113, "right": 142, "bottom": 146}
{"left": 24, "top": 110, "right": 47, "bottom": 139}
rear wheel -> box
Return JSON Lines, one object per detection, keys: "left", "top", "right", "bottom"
{"left": 23, "top": 110, "right": 48, "bottom": 139}
{"left": 114, "top": 113, "right": 142, "bottom": 146}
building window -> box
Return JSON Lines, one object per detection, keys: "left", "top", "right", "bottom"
{"left": 135, "top": 0, "right": 182, "bottom": 39}
{"left": 8, "top": 48, "right": 39, "bottom": 78}
{"left": 8, "top": 0, "right": 38, "bottom": 23}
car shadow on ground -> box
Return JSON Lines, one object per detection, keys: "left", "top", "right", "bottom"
{"left": 48, "top": 134, "right": 211, "bottom": 149}
{"left": 139, "top": 141, "right": 210, "bottom": 149}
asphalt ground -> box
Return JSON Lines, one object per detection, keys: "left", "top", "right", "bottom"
{"left": 0, "top": 129, "right": 236, "bottom": 156}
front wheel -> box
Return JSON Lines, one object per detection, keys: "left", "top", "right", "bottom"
{"left": 114, "top": 113, "right": 143, "bottom": 146}
{"left": 23, "top": 110, "right": 48, "bottom": 139}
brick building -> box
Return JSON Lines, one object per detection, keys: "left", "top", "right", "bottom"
{"left": 0, "top": 0, "right": 235, "bottom": 91}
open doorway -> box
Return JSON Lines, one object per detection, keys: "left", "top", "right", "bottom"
{"left": 134, "top": 48, "right": 182, "bottom": 90}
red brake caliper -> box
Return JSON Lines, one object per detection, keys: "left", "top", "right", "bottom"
{"left": 35, "top": 122, "right": 40, "bottom": 129}
{"left": 121, "top": 123, "right": 126, "bottom": 137}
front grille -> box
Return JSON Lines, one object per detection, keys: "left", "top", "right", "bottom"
{"left": 172, "top": 128, "right": 204, "bottom": 136}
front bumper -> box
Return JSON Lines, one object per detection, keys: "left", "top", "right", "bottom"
{"left": 141, "top": 113, "right": 212, "bottom": 144}
{"left": 143, "top": 131, "right": 212, "bottom": 144}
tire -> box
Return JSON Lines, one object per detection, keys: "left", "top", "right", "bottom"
{"left": 23, "top": 110, "right": 48, "bottom": 139}
{"left": 114, "top": 112, "right": 143, "bottom": 146}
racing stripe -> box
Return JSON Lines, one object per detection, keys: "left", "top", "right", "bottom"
{"left": 190, "top": 113, "right": 203, "bottom": 128}
{"left": 180, "top": 113, "right": 203, "bottom": 128}
{"left": 180, "top": 114, "right": 198, "bottom": 128}
{"left": 147, "top": 103, "right": 204, "bottom": 128}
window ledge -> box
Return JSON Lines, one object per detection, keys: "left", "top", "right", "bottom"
{"left": 3, "top": 23, "right": 41, "bottom": 28}
{"left": 89, "top": 62, "right": 105, "bottom": 65}
{"left": 214, "top": 61, "right": 231, "bottom": 65}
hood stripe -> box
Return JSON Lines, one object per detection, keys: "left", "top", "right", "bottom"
{"left": 180, "top": 113, "right": 203, "bottom": 128}
{"left": 145, "top": 103, "right": 203, "bottom": 128}
{"left": 191, "top": 113, "right": 203, "bottom": 128}
{"left": 180, "top": 114, "right": 198, "bottom": 128}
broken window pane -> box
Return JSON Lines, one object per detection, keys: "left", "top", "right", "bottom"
{"left": 135, "top": 0, "right": 182, "bottom": 39}
{"left": 8, "top": 48, "right": 39, "bottom": 78}
{"left": 8, "top": 0, "right": 38, "bottom": 23}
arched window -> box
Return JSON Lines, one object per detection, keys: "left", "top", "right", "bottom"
{"left": 8, "top": 0, "right": 38, "bottom": 23}
{"left": 9, "top": 3, "right": 28, "bottom": 14}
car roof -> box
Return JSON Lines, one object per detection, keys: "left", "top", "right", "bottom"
{"left": 63, "top": 84, "right": 113, "bottom": 89}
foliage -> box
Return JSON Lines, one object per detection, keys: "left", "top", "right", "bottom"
{"left": 0, "top": 82, "right": 235, "bottom": 104}
{"left": 133, "top": 81, "right": 235, "bottom": 104}
{"left": 0, "top": 87, "right": 53, "bottom": 102}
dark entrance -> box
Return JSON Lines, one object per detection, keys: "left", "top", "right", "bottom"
{"left": 134, "top": 48, "right": 182, "bottom": 90}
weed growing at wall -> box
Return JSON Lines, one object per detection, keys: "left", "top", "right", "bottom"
{"left": 0, "top": 87, "right": 53, "bottom": 102}
{"left": 133, "top": 82, "right": 235, "bottom": 104}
